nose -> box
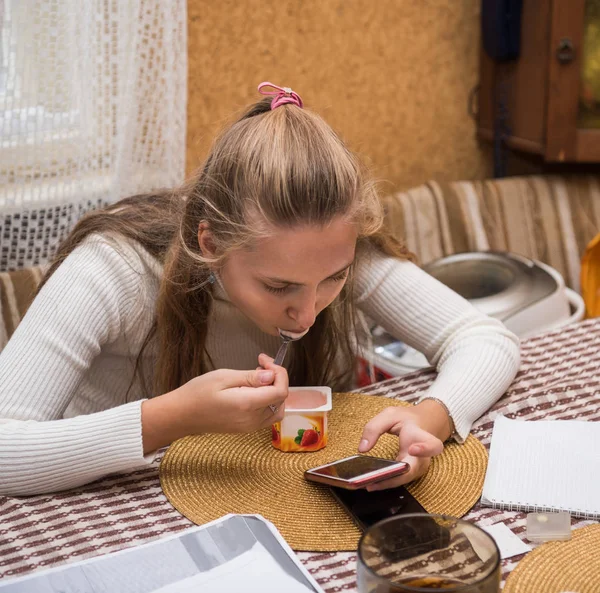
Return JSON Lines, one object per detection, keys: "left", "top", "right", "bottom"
{"left": 287, "top": 294, "right": 317, "bottom": 329}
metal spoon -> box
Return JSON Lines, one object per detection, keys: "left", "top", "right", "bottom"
{"left": 268, "top": 328, "right": 309, "bottom": 414}
{"left": 273, "top": 328, "right": 309, "bottom": 366}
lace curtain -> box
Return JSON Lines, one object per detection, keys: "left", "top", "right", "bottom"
{"left": 0, "top": 0, "right": 187, "bottom": 271}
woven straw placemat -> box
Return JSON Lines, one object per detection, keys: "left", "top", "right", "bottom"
{"left": 160, "top": 392, "right": 488, "bottom": 551}
{"left": 504, "top": 525, "right": 600, "bottom": 593}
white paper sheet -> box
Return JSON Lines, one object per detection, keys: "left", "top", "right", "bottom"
{"left": 480, "top": 523, "right": 532, "bottom": 559}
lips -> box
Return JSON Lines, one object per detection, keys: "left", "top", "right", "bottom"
{"left": 279, "top": 327, "right": 310, "bottom": 339}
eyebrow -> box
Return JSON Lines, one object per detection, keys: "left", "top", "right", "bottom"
{"left": 264, "top": 261, "right": 354, "bottom": 286}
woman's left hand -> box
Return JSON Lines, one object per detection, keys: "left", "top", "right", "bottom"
{"left": 357, "top": 406, "right": 445, "bottom": 491}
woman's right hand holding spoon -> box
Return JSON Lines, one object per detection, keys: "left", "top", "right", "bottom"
{"left": 141, "top": 354, "right": 288, "bottom": 453}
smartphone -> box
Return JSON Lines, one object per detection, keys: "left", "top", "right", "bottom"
{"left": 330, "top": 484, "right": 427, "bottom": 531}
{"left": 304, "top": 455, "right": 410, "bottom": 490}
{"left": 331, "top": 486, "right": 451, "bottom": 560}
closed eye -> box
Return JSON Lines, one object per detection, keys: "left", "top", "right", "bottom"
{"left": 263, "top": 269, "right": 349, "bottom": 295}
{"left": 329, "top": 270, "right": 349, "bottom": 283}
{"left": 264, "top": 284, "right": 290, "bottom": 295}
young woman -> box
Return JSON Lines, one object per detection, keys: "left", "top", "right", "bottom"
{"left": 0, "top": 83, "right": 520, "bottom": 496}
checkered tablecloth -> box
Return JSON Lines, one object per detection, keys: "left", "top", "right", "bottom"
{"left": 2, "top": 319, "right": 599, "bottom": 590}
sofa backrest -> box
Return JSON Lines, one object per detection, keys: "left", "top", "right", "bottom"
{"left": 2, "top": 175, "right": 599, "bottom": 354}
{"left": 382, "top": 175, "right": 600, "bottom": 292}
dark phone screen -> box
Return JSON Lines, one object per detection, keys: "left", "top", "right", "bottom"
{"left": 330, "top": 485, "right": 428, "bottom": 531}
{"left": 311, "top": 456, "right": 400, "bottom": 480}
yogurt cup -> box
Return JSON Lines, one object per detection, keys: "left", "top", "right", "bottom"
{"left": 271, "top": 386, "right": 332, "bottom": 452}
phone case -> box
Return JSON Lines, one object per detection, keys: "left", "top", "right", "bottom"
{"left": 304, "top": 461, "right": 409, "bottom": 490}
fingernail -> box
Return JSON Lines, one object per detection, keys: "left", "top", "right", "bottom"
{"left": 258, "top": 370, "right": 274, "bottom": 383}
{"left": 359, "top": 439, "right": 369, "bottom": 452}
{"left": 412, "top": 445, "right": 423, "bottom": 454}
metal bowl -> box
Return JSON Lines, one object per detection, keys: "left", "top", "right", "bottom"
{"left": 422, "top": 252, "right": 557, "bottom": 320}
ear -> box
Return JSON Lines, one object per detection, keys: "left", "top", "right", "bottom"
{"left": 198, "top": 222, "right": 217, "bottom": 258}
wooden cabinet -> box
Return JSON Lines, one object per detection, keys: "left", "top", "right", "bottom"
{"left": 478, "top": 0, "right": 600, "bottom": 163}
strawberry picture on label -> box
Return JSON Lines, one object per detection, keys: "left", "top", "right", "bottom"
{"left": 294, "top": 427, "right": 320, "bottom": 447}
{"left": 300, "top": 429, "right": 319, "bottom": 447}
{"left": 271, "top": 424, "right": 280, "bottom": 444}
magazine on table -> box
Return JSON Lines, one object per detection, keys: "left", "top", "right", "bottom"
{"left": 0, "top": 514, "right": 324, "bottom": 593}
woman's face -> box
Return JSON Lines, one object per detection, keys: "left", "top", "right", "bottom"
{"left": 211, "top": 216, "right": 358, "bottom": 336}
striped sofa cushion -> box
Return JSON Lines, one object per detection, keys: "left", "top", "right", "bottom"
{"left": 0, "top": 267, "right": 44, "bottom": 352}
{"left": 382, "top": 175, "right": 600, "bottom": 292}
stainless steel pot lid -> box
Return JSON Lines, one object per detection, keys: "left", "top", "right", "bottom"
{"left": 422, "top": 252, "right": 559, "bottom": 320}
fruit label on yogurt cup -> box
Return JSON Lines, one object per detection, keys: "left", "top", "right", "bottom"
{"left": 272, "top": 413, "right": 327, "bottom": 452}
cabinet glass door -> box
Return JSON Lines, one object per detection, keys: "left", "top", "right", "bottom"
{"left": 579, "top": 0, "right": 600, "bottom": 128}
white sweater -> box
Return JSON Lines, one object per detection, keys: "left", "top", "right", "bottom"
{"left": 0, "top": 234, "right": 520, "bottom": 495}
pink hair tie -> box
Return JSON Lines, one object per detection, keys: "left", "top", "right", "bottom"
{"left": 257, "top": 81, "right": 303, "bottom": 109}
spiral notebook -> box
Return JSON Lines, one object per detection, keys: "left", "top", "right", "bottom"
{"left": 481, "top": 415, "right": 600, "bottom": 519}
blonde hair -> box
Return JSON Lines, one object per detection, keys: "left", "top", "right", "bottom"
{"left": 40, "top": 97, "right": 412, "bottom": 395}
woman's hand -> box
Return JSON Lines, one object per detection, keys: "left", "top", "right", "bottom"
{"left": 179, "top": 356, "right": 289, "bottom": 433}
{"left": 357, "top": 402, "right": 447, "bottom": 491}
{"left": 141, "top": 354, "right": 288, "bottom": 453}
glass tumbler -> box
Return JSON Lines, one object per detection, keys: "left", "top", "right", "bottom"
{"left": 357, "top": 514, "right": 501, "bottom": 592}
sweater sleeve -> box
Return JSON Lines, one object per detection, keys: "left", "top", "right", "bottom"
{"left": 0, "top": 236, "right": 155, "bottom": 496}
{"left": 354, "top": 249, "right": 520, "bottom": 441}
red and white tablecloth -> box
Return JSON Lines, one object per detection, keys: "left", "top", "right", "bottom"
{"left": 1, "top": 319, "right": 599, "bottom": 590}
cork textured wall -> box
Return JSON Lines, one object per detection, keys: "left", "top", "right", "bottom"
{"left": 187, "top": 0, "right": 491, "bottom": 192}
